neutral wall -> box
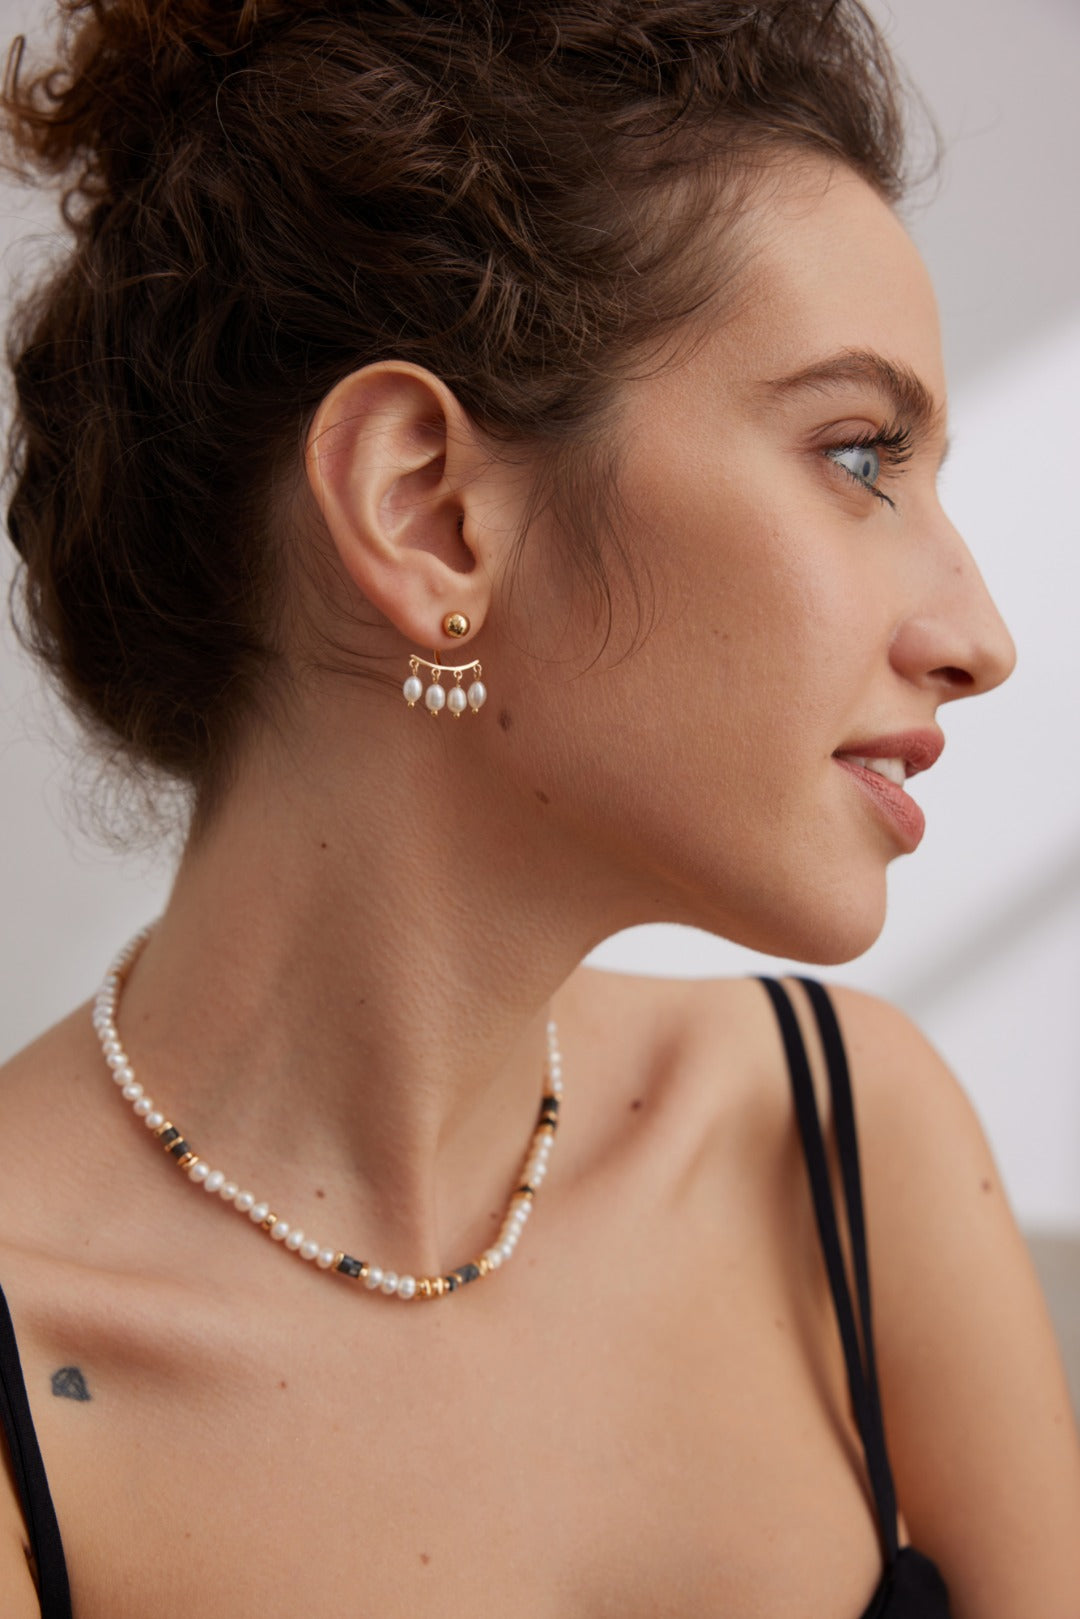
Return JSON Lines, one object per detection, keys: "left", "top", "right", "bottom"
{"left": 1, "top": 1, "right": 1077, "bottom": 1247}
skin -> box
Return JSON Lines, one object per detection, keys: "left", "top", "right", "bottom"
{"left": 0, "top": 158, "right": 1077, "bottom": 1617}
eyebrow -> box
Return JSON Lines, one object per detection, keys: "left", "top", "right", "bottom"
{"left": 759, "top": 348, "right": 948, "bottom": 448}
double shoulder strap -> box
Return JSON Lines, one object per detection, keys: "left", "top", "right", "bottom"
{"left": 756, "top": 974, "right": 900, "bottom": 1562}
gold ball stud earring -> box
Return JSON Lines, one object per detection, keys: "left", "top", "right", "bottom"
{"left": 402, "top": 612, "right": 487, "bottom": 719}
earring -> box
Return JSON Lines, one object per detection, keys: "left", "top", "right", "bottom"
{"left": 402, "top": 612, "right": 487, "bottom": 718}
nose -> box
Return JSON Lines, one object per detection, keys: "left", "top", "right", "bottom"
{"left": 888, "top": 522, "right": 1017, "bottom": 701}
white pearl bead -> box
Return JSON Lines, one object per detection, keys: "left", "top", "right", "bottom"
{"left": 114, "top": 1065, "right": 135, "bottom": 1086}
{"left": 270, "top": 1220, "right": 290, "bottom": 1242}
{"left": 300, "top": 1238, "right": 320, "bottom": 1262}
{"left": 249, "top": 1201, "right": 270, "bottom": 1224}
{"left": 103, "top": 1039, "right": 122, "bottom": 1059}
{"left": 447, "top": 684, "right": 468, "bottom": 714}
{"left": 145, "top": 1111, "right": 165, "bottom": 1130}
{"left": 424, "top": 682, "right": 446, "bottom": 711}
{"left": 484, "top": 1248, "right": 502, "bottom": 1268}
{"left": 219, "top": 1181, "right": 239, "bottom": 1202}
{"left": 467, "top": 680, "right": 486, "bottom": 710}
{"left": 379, "top": 1270, "right": 399, "bottom": 1295}
{"left": 121, "top": 1081, "right": 143, "bottom": 1101}
{"left": 364, "top": 1266, "right": 384, "bottom": 1290}
{"left": 498, "top": 1242, "right": 513, "bottom": 1261}
{"left": 133, "top": 1097, "right": 153, "bottom": 1117}
{"left": 316, "top": 1248, "right": 336, "bottom": 1270}
{"left": 397, "top": 1275, "right": 417, "bottom": 1299}
{"left": 188, "top": 1161, "right": 210, "bottom": 1184}
{"left": 106, "top": 1051, "right": 125, "bottom": 1069}
{"left": 234, "top": 1190, "right": 255, "bottom": 1213}
{"left": 402, "top": 674, "right": 424, "bottom": 704}
{"left": 285, "top": 1229, "right": 305, "bottom": 1251}
{"left": 204, "top": 1170, "right": 225, "bottom": 1194}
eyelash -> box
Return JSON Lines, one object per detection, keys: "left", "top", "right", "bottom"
{"left": 826, "top": 422, "right": 915, "bottom": 510}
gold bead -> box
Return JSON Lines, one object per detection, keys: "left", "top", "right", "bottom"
{"left": 176, "top": 1152, "right": 197, "bottom": 1171}
{"left": 260, "top": 1212, "right": 279, "bottom": 1232}
{"left": 442, "top": 611, "right": 469, "bottom": 639}
{"left": 417, "top": 1278, "right": 433, "bottom": 1298}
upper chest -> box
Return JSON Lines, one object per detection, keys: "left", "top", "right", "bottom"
{"left": 13, "top": 1185, "right": 887, "bottom": 1615}
{"left": 1, "top": 973, "right": 891, "bottom": 1617}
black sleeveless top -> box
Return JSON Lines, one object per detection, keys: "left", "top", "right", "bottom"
{"left": 0, "top": 974, "right": 950, "bottom": 1617}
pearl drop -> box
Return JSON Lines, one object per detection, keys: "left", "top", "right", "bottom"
{"left": 300, "top": 1238, "right": 320, "bottom": 1261}
{"left": 234, "top": 1191, "right": 255, "bottom": 1214}
{"left": 447, "top": 684, "right": 468, "bottom": 714}
{"left": 397, "top": 1275, "right": 417, "bottom": 1299}
{"left": 285, "top": 1229, "right": 305, "bottom": 1252}
{"left": 121, "top": 1081, "right": 143, "bottom": 1101}
{"left": 145, "top": 1111, "right": 165, "bottom": 1130}
{"left": 270, "top": 1220, "right": 290, "bottom": 1242}
{"left": 379, "top": 1270, "right": 399, "bottom": 1295}
{"left": 316, "top": 1248, "right": 336, "bottom": 1270}
{"left": 424, "top": 682, "right": 446, "bottom": 711}
{"left": 133, "top": 1097, "right": 153, "bottom": 1117}
{"left": 467, "top": 680, "right": 486, "bottom": 710}
{"left": 204, "top": 1170, "right": 225, "bottom": 1194}
{"left": 364, "top": 1266, "right": 384, "bottom": 1290}
{"left": 249, "top": 1201, "right": 270, "bottom": 1224}
{"left": 188, "top": 1161, "right": 210, "bottom": 1184}
{"left": 402, "top": 674, "right": 424, "bottom": 704}
{"left": 219, "top": 1181, "right": 239, "bottom": 1202}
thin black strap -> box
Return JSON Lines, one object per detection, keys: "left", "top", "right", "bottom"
{"left": 794, "top": 975, "right": 898, "bottom": 1547}
{"left": 0, "top": 1282, "right": 72, "bottom": 1618}
{"left": 755, "top": 976, "right": 899, "bottom": 1560}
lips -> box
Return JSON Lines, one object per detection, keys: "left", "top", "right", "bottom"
{"left": 831, "top": 728, "right": 945, "bottom": 778}
{"left": 831, "top": 728, "right": 944, "bottom": 852}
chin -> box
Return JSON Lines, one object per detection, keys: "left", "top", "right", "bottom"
{"left": 674, "top": 869, "right": 889, "bottom": 966}
{"left": 758, "top": 886, "right": 888, "bottom": 967}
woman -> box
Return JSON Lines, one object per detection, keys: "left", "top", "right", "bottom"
{"left": 0, "top": 1, "right": 1077, "bottom": 1615}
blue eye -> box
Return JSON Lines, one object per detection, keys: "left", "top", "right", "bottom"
{"left": 827, "top": 443, "right": 881, "bottom": 488}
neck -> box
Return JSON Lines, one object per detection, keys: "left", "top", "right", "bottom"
{"left": 112, "top": 696, "right": 641, "bottom": 1281}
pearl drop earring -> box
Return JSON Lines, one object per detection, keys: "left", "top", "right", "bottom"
{"left": 402, "top": 611, "right": 487, "bottom": 717}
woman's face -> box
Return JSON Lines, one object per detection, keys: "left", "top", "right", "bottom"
{"left": 500, "top": 160, "right": 1016, "bottom": 964}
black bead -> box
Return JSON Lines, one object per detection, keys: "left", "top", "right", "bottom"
{"left": 454, "top": 1262, "right": 481, "bottom": 1285}
{"left": 336, "top": 1255, "right": 364, "bottom": 1279}
{"left": 168, "top": 1139, "right": 190, "bottom": 1159}
{"left": 444, "top": 1275, "right": 458, "bottom": 1291}
{"left": 542, "top": 1094, "right": 560, "bottom": 1112}
{"left": 158, "top": 1126, "right": 180, "bottom": 1147}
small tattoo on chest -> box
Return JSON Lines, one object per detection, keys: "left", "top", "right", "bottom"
{"left": 51, "top": 1366, "right": 91, "bottom": 1402}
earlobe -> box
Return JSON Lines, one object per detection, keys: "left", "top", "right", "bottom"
{"left": 303, "top": 361, "right": 487, "bottom": 645}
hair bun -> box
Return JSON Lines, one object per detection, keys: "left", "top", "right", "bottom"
{"left": 3, "top": 0, "right": 300, "bottom": 205}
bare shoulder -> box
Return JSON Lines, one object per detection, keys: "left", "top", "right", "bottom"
{"left": 715, "top": 976, "right": 1080, "bottom": 1615}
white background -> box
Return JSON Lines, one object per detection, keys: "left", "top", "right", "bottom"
{"left": 1, "top": 0, "right": 1077, "bottom": 1235}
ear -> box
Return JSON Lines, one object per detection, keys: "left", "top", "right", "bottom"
{"left": 303, "top": 361, "right": 492, "bottom": 650}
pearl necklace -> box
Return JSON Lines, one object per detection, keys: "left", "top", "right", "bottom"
{"left": 92, "top": 926, "right": 564, "bottom": 1301}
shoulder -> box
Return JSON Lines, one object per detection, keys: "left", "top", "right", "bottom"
{"left": 690, "top": 973, "right": 1080, "bottom": 1613}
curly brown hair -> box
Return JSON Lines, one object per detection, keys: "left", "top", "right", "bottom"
{"left": 1, "top": 0, "right": 917, "bottom": 829}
